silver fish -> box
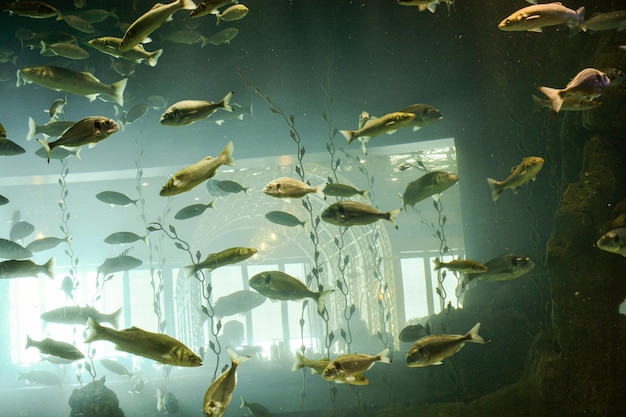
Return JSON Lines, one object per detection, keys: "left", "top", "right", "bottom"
{"left": 203, "top": 347, "right": 250, "bottom": 417}
{"left": 17, "top": 370, "right": 62, "bottom": 386}
{"left": 539, "top": 68, "right": 610, "bottom": 113}
{"left": 323, "top": 183, "right": 368, "bottom": 199}
{"left": 208, "top": 28, "right": 239, "bottom": 45}
{"left": 174, "top": 201, "right": 215, "bottom": 220}
{"left": 264, "top": 211, "right": 306, "bottom": 228}
{"left": 0, "top": 257, "right": 54, "bottom": 279}
{"left": 460, "top": 254, "right": 536, "bottom": 292}
{"left": 213, "top": 102, "right": 253, "bottom": 125}
{"left": 40, "top": 41, "right": 89, "bottom": 59}
{"left": 597, "top": 228, "right": 626, "bottom": 257}
{"left": 157, "top": 388, "right": 180, "bottom": 413}
{"left": 216, "top": 180, "right": 249, "bottom": 194}
{"left": 321, "top": 201, "right": 402, "bottom": 229}
{"left": 0, "top": 238, "right": 32, "bottom": 259}
{"left": 212, "top": 290, "right": 266, "bottom": 319}
{"left": 498, "top": 3, "right": 585, "bottom": 33}
{"left": 48, "top": 97, "right": 66, "bottom": 119}
{"left": 399, "top": 103, "right": 443, "bottom": 131}
{"left": 41, "top": 305, "right": 122, "bottom": 328}
{"left": 184, "top": 247, "right": 257, "bottom": 276}
{"left": 27, "top": 117, "right": 75, "bottom": 141}
{"left": 120, "top": 102, "right": 149, "bottom": 128}
{"left": 402, "top": 171, "right": 459, "bottom": 208}
{"left": 59, "top": 13, "right": 95, "bottom": 33}
{"left": 263, "top": 177, "right": 325, "bottom": 199}
{"left": 487, "top": 156, "right": 544, "bottom": 201}
{"left": 35, "top": 146, "right": 81, "bottom": 160}
{"left": 433, "top": 258, "right": 487, "bottom": 273}
{"left": 240, "top": 397, "right": 271, "bottom": 417}
{"left": 406, "top": 323, "right": 487, "bottom": 367}
{"left": 399, "top": 323, "right": 430, "bottom": 343}
{"left": 77, "top": 8, "right": 118, "bottom": 23}
{"left": 97, "top": 253, "right": 142, "bottom": 277}
{"left": 10, "top": 221, "right": 35, "bottom": 241}
{"left": 96, "top": 191, "right": 138, "bottom": 206}
{"left": 88, "top": 37, "right": 163, "bottom": 67}
{"left": 0, "top": 138, "right": 25, "bottom": 156}
{"left": 161, "top": 29, "right": 209, "bottom": 47}
{"left": 100, "top": 359, "right": 133, "bottom": 378}
{"left": 26, "top": 335, "right": 84, "bottom": 361}
{"left": 160, "top": 92, "right": 234, "bottom": 126}
{"left": 585, "top": 11, "right": 626, "bottom": 33}
{"left": 104, "top": 232, "right": 149, "bottom": 245}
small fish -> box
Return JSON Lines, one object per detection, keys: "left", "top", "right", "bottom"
{"left": 60, "top": 276, "right": 76, "bottom": 300}
{"left": 41, "top": 305, "right": 122, "bottom": 328}
{"left": 213, "top": 102, "right": 253, "bottom": 125}
{"left": 487, "top": 156, "right": 544, "bottom": 201}
{"left": 191, "top": 0, "right": 236, "bottom": 18}
{"left": 0, "top": 258, "right": 54, "bottom": 279}
{"left": 27, "top": 117, "right": 75, "bottom": 141}
{"left": 161, "top": 29, "right": 209, "bottom": 47}
{"left": 26, "top": 335, "right": 84, "bottom": 361}
{"left": 38, "top": 116, "right": 119, "bottom": 162}
{"left": 1, "top": 1, "right": 58, "bottom": 18}
{"left": 498, "top": 3, "right": 585, "bottom": 33}
{"left": 97, "top": 253, "right": 142, "bottom": 277}
{"left": 10, "top": 221, "right": 35, "bottom": 241}
{"left": 584, "top": 11, "right": 626, "bottom": 33}
{"left": 216, "top": 4, "right": 249, "bottom": 26}
{"left": 596, "top": 228, "right": 626, "bottom": 257}
{"left": 35, "top": 146, "right": 81, "bottom": 160}
{"left": 397, "top": 0, "right": 442, "bottom": 14}
{"left": 119, "top": 102, "right": 149, "bottom": 128}
{"left": 203, "top": 347, "right": 250, "bottom": 417}
{"left": 174, "top": 201, "right": 215, "bottom": 220}
{"left": 402, "top": 171, "right": 459, "bottom": 209}
{"left": 539, "top": 68, "right": 611, "bottom": 113}
{"left": 212, "top": 290, "right": 267, "bottom": 319}
{"left": 460, "top": 254, "right": 535, "bottom": 292}
{"left": 17, "top": 370, "right": 62, "bottom": 386}
{"left": 399, "top": 323, "right": 430, "bottom": 343}
{"left": 0, "top": 238, "right": 32, "bottom": 259}
{"left": 96, "top": 191, "right": 138, "bottom": 206}
{"left": 216, "top": 180, "right": 249, "bottom": 194}
{"left": 157, "top": 388, "right": 180, "bottom": 414}
{"left": 323, "top": 183, "right": 368, "bottom": 199}
{"left": 104, "top": 232, "right": 149, "bottom": 245}
{"left": 160, "top": 92, "right": 234, "bottom": 126}
{"left": 433, "top": 258, "right": 488, "bottom": 274}
{"left": 406, "top": 323, "right": 488, "bottom": 367}
{"left": 48, "top": 97, "right": 66, "bottom": 119}
{"left": 263, "top": 177, "right": 325, "bottom": 199}
{"left": 240, "top": 397, "right": 271, "bottom": 417}
{"left": 58, "top": 13, "right": 95, "bottom": 33}
{"left": 100, "top": 359, "right": 133, "bottom": 378}
{"left": 120, "top": 0, "right": 197, "bottom": 52}
{"left": 88, "top": 37, "right": 163, "bottom": 67}
{"left": 321, "top": 201, "right": 402, "bottom": 229}
{"left": 249, "top": 270, "right": 333, "bottom": 313}
{"left": 322, "top": 348, "right": 391, "bottom": 382}
{"left": 208, "top": 28, "right": 239, "bottom": 45}
{"left": 77, "top": 8, "right": 118, "bottom": 23}
{"left": 110, "top": 59, "right": 136, "bottom": 77}
{"left": 532, "top": 94, "right": 601, "bottom": 113}
{"left": 160, "top": 141, "right": 235, "bottom": 196}
{"left": 0, "top": 138, "right": 26, "bottom": 156}
{"left": 265, "top": 211, "right": 307, "bottom": 228}
{"left": 18, "top": 29, "right": 77, "bottom": 49}
{"left": 340, "top": 112, "right": 415, "bottom": 154}
{"left": 399, "top": 103, "right": 443, "bottom": 131}
{"left": 184, "top": 247, "right": 257, "bottom": 277}
{"left": 148, "top": 95, "right": 168, "bottom": 110}
{"left": 40, "top": 354, "right": 75, "bottom": 364}
{"left": 85, "top": 318, "right": 203, "bottom": 366}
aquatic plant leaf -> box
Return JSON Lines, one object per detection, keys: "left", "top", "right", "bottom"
{"left": 146, "top": 225, "right": 159, "bottom": 232}
{"left": 350, "top": 304, "right": 356, "bottom": 315}
{"left": 216, "top": 320, "right": 222, "bottom": 333}
{"left": 174, "top": 242, "right": 185, "bottom": 250}
{"left": 295, "top": 165, "right": 302, "bottom": 177}
{"left": 328, "top": 331, "right": 334, "bottom": 344}
{"left": 340, "top": 328, "right": 347, "bottom": 342}
{"left": 332, "top": 128, "right": 337, "bottom": 137}
{"left": 300, "top": 147, "right": 305, "bottom": 158}
{"left": 289, "top": 114, "right": 295, "bottom": 123}
{"left": 299, "top": 318, "right": 305, "bottom": 327}
{"left": 325, "top": 143, "right": 330, "bottom": 151}
{"left": 290, "top": 130, "right": 296, "bottom": 140}
{"left": 327, "top": 176, "right": 334, "bottom": 184}
{"left": 335, "top": 158, "right": 341, "bottom": 169}
{"left": 343, "top": 255, "right": 349, "bottom": 265}
{"left": 168, "top": 225, "right": 176, "bottom": 235}
{"left": 315, "top": 216, "right": 320, "bottom": 227}
{"left": 302, "top": 199, "right": 309, "bottom": 210}
{"left": 336, "top": 280, "right": 343, "bottom": 291}
{"left": 84, "top": 362, "right": 92, "bottom": 373}
{"left": 196, "top": 250, "right": 201, "bottom": 262}
{"left": 302, "top": 300, "right": 309, "bottom": 310}
{"left": 269, "top": 107, "right": 280, "bottom": 114}
{"left": 60, "top": 225, "right": 65, "bottom": 233}
{"left": 322, "top": 112, "right": 328, "bottom": 122}
{"left": 58, "top": 178, "right": 63, "bottom": 186}
{"left": 433, "top": 200, "right": 439, "bottom": 210}
{"left": 314, "top": 250, "right": 320, "bottom": 262}
{"left": 209, "top": 340, "right": 216, "bottom": 353}
{"left": 334, "top": 237, "right": 340, "bottom": 247}
{"left": 201, "top": 305, "right": 209, "bottom": 316}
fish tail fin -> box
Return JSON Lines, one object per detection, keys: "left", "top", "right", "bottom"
{"left": 25, "top": 335, "right": 35, "bottom": 349}
{"left": 27, "top": 117, "right": 38, "bottom": 141}
{"left": 220, "top": 91, "right": 234, "bottom": 112}
{"left": 340, "top": 130, "right": 356, "bottom": 144}
{"left": 37, "top": 138, "right": 52, "bottom": 163}
{"left": 315, "top": 289, "right": 334, "bottom": 314}
{"left": 292, "top": 352, "right": 305, "bottom": 371}
{"left": 388, "top": 208, "right": 402, "bottom": 229}
{"left": 74, "top": 147, "right": 82, "bottom": 160}
{"left": 108, "top": 307, "right": 123, "bottom": 329}
{"left": 360, "top": 189, "right": 369, "bottom": 199}
{"left": 466, "top": 322, "right": 487, "bottom": 344}
{"left": 39, "top": 40, "right": 47, "bottom": 55}
{"left": 433, "top": 257, "right": 441, "bottom": 270}
{"left": 574, "top": 6, "right": 586, "bottom": 32}
{"left": 200, "top": 36, "right": 209, "bottom": 48}
{"left": 538, "top": 86, "right": 563, "bottom": 113}
{"left": 111, "top": 78, "right": 128, "bottom": 106}
{"left": 180, "top": 0, "right": 197, "bottom": 10}
{"left": 376, "top": 347, "right": 392, "bottom": 364}
{"left": 315, "top": 183, "right": 326, "bottom": 199}
{"left": 148, "top": 49, "right": 163, "bottom": 67}
{"left": 220, "top": 141, "right": 235, "bottom": 166}
{"left": 227, "top": 346, "right": 251, "bottom": 367}
{"left": 240, "top": 396, "right": 246, "bottom": 408}
{"left": 142, "top": 234, "right": 150, "bottom": 245}
{"left": 43, "top": 257, "right": 55, "bottom": 280}
{"left": 183, "top": 264, "right": 196, "bottom": 278}
{"left": 487, "top": 178, "right": 502, "bottom": 201}
{"left": 16, "top": 69, "right": 24, "bottom": 87}
{"left": 216, "top": 13, "right": 222, "bottom": 26}
{"left": 84, "top": 317, "right": 104, "bottom": 343}
{"left": 156, "top": 387, "right": 164, "bottom": 412}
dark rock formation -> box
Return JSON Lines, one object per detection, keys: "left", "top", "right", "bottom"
{"left": 68, "top": 376, "right": 125, "bottom": 417}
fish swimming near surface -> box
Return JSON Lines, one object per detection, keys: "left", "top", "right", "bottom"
{"left": 323, "top": 183, "right": 368, "bottom": 199}
{"left": 96, "top": 191, "right": 138, "bottom": 206}
{"left": 406, "top": 323, "right": 488, "bottom": 367}
{"left": 214, "top": 102, "right": 253, "bottom": 125}
{"left": 160, "top": 92, "right": 234, "bottom": 126}
{"left": 38, "top": 116, "right": 119, "bottom": 162}
{"left": 0, "top": 238, "right": 32, "bottom": 259}
{"left": 41, "top": 305, "right": 122, "bottom": 328}
{"left": 498, "top": 2, "right": 585, "bottom": 33}
{"left": 174, "top": 201, "right": 215, "bottom": 220}
{"left": 0, "top": 1, "right": 58, "bottom": 18}
{"left": 17, "top": 370, "right": 62, "bottom": 386}
{"left": 120, "top": 0, "right": 197, "bottom": 52}
{"left": 157, "top": 387, "right": 180, "bottom": 414}
{"left": 26, "top": 335, "right": 84, "bottom": 361}
{"left": 249, "top": 270, "right": 333, "bottom": 313}
{"left": 10, "top": 220, "right": 35, "bottom": 241}
{"left": 160, "top": 141, "right": 235, "bottom": 196}
{"left": 85, "top": 317, "right": 203, "bottom": 366}
{"left": 433, "top": 258, "right": 488, "bottom": 274}
{"left": 596, "top": 228, "right": 626, "bottom": 257}
{"left": 100, "top": 359, "right": 133, "bottom": 378}
{"left": 97, "top": 250, "right": 142, "bottom": 277}
{"left": 0, "top": 258, "right": 55, "bottom": 279}
{"left": 487, "top": 156, "right": 544, "bottom": 201}
{"left": 203, "top": 347, "right": 250, "bottom": 417}
{"left": 263, "top": 177, "right": 325, "bottom": 199}
{"left": 321, "top": 201, "right": 402, "bottom": 229}
{"left": 322, "top": 348, "right": 391, "bottom": 382}
{"left": 184, "top": 247, "right": 257, "bottom": 277}
{"left": 240, "top": 396, "right": 271, "bottom": 417}
{"left": 88, "top": 37, "right": 163, "bottom": 67}
{"left": 265, "top": 211, "right": 307, "bottom": 228}
{"left": 340, "top": 111, "right": 415, "bottom": 154}
{"left": 539, "top": 68, "right": 611, "bottom": 113}
{"left": 17, "top": 66, "right": 127, "bottom": 106}
{"left": 401, "top": 171, "right": 459, "bottom": 209}
{"left": 104, "top": 232, "right": 149, "bottom": 245}
{"left": 212, "top": 290, "right": 267, "bottom": 319}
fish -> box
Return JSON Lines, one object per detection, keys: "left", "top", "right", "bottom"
{"left": 119, "top": 103, "right": 150, "bottom": 128}
{"left": 322, "top": 348, "right": 391, "bottom": 382}
{"left": 96, "top": 191, "right": 138, "bottom": 206}
{"left": 0, "top": 258, "right": 55, "bottom": 279}
{"left": 38, "top": 116, "right": 119, "bottom": 162}
{"left": 100, "top": 359, "right": 133, "bottom": 378}
{"left": 401, "top": 171, "right": 459, "bottom": 209}
{"left": 532, "top": 94, "right": 601, "bottom": 113}
{"left": 263, "top": 177, "right": 325, "bottom": 199}
{"left": 41, "top": 305, "right": 122, "bottom": 328}
{"left": 406, "top": 323, "right": 488, "bottom": 367}
{"left": 10, "top": 221, "right": 35, "bottom": 241}
{"left": 0, "top": 194, "right": 9, "bottom": 206}
{"left": 40, "top": 41, "right": 89, "bottom": 59}
{"left": 148, "top": 95, "right": 168, "bottom": 110}
{"left": 321, "top": 201, "right": 402, "bottom": 229}
{"left": 203, "top": 347, "right": 250, "bottom": 417}
{"left": 26, "top": 335, "right": 84, "bottom": 361}
{"left": 487, "top": 156, "right": 544, "bottom": 201}
{"left": 58, "top": 13, "right": 95, "bottom": 33}
{"left": 160, "top": 92, "right": 234, "bottom": 126}
{"left": 40, "top": 354, "right": 75, "bottom": 364}
{"left": 460, "top": 254, "right": 536, "bottom": 292}
{"left": 85, "top": 318, "right": 203, "bottom": 366}
{"left": 17, "top": 370, "right": 62, "bottom": 386}
{"left": 216, "top": 180, "right": 249, "bottom": 194}
{"left": 399, "top": 103, "right": 443, "bottom": 131}
{"left": 248, "top": 270, "right": 333, "bottom": 313}
{"left": 129, "top": 379, "right": 146, "bottom": 396}
{"left": 160, "top": 141, "right": 235, "bottom": 196}
{"left": 240, "top": 397, "right": 271, "bottom": 417}
{"left": 191, "top": 0, "right": 236, "bottom": 18}
{"left": 35, "top": 147, "right": 81, "bottom": 160}
{"left": 157, "top": 388, "right": 180, "bottom": 414}
{"left": 399, "top": 323, "right": 430, "bottom": 343}
{"left": 120, "top": 0, "right": 197, "bottom": 52}
{"left": 339, "top": 112, "right": 415, "bottom": 154}
{"left": 97, "top": 253, "right": 143, "bottom": 277}
{"left": 397, "top": 0, "right": 442, "bottom": 14}
{"left": 213, "top": 102, "right": 253, "bottom": 125}
{"left": 212, "top": 290, "right": 267, "bottom": 319}
{"left": 174, "top": 201, "right": 215, "bottom": 220}
{"left": 88, "top": 37, "right": 164, "bottom": 67}
{"left": 77, "top": 8, "right": 118, "bottom": 23}
{"left": 323, "top": 183, "right": 368, "bottom": 199}
{"left": 184, "top": 247, "right": 257, "bottom": 277}
{"left": 0, "top": 238, "right": 32, "bottom": 259}
{"left": 292, "top": 352, "right": 330, "bottom": 373}
{"left": 0, "top": 1, "right": 58, "bottom": 18}
{"left": 17, "top": 29, "right": 76, "bottom": 50}
{"left": 265, "top": 211, "right": 307, "bottom": 228}
{"left": 27, "top": 117, "right": 75, "bottom": 141}
{"left": 48, "top": 97, "right": 66, "bottom": 119}
{"left": 104, "top": 232, "right": 149, "bottom": 245}
{"left": 111, "top": 59, "right": 135, "bottom": 77}
{"left": 208, "top": 28, "right": 239, "bottom": 45}
{"left": 161, "top": 29, "right": 209, "bottom": 47}
{"left": 17, "top": 66, "right": 127, "bottom": 106}
{"left": 539, "top": 68, "right": 611, "bottom": 113}
{"left": 0, "top": 138, "right": 25, "bottom": 156}
{"left": 60, "top": 276, "right": 76, "bottom": 300}
{"left": 498, "top": 3, "right": 585, "bottom": 33}
{"left": 596, "top": 228, "right": 626, "bottom": 257}
{"left": 433, "top": 258, "right": 488, "bottom": 274}
{"left": 584, "top": 11, "right": 626, "bottom": 33}
{"left": 216, "top": 4, "right": 249, "bottom": 26}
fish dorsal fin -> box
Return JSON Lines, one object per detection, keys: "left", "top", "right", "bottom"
{"left": 122, "top": 326, "right": 143, "bottom": 332}
{"left": 80, "top": 71, "right": 100, "bottom": 83}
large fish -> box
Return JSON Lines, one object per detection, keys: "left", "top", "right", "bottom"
{"left": 0, "top": 138, "right": 25, "bottom": 156}
{"left": 240, "top": 397, "right": 271, "bottom": 417}
{"left": 406, "top": 323, "right": 488, "bottom": 367}
{"left": 539, "top": 68, "right": 610, "bottom": 113}
{"left": 160, "top": 92, "right": 234, "bottom": 126}
{"left": 160, "top": 141, "right": 235, "bottom": 196}
{"left": 26, "top": 335, "right": 84, "bottom": 361}
{"left": 401, "top": 171, "right": 459, "bottom": 208}
{"left": 498, "top": 2, "right": 585, "bottom": 33}
{"left": 85, "top": 318, "right": 203, "bottom": 367}
{"left": 321, "top": 201, "right": 402, "bottom": 229}
{"left": 0, "top": 1, "right": 58, "bottom": 18}
{"left": 0, "top": 258, "right": 55, "bottom": 279}
{"left": 17, "top": 66, "right": 127, "bottom": 105}
{"left": 184, "top": 247, "right": 257, "bottom": 277}
{"left": 120, "top": 0, "right": 197, "bottom": 52}
{"left": 203, "top": 347, "right": 250, "bottom": 417}
{"left": 487, "top": 156, "right": 544, "bottom": 201}
{"left": 88, "top": 37, "right": 163, "bottom": 67}
{"left": 340, "top": 111, "right": 415, "bottom": 154}
{"left": 41, "top": 305, "right": 122, "bottom": 328}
